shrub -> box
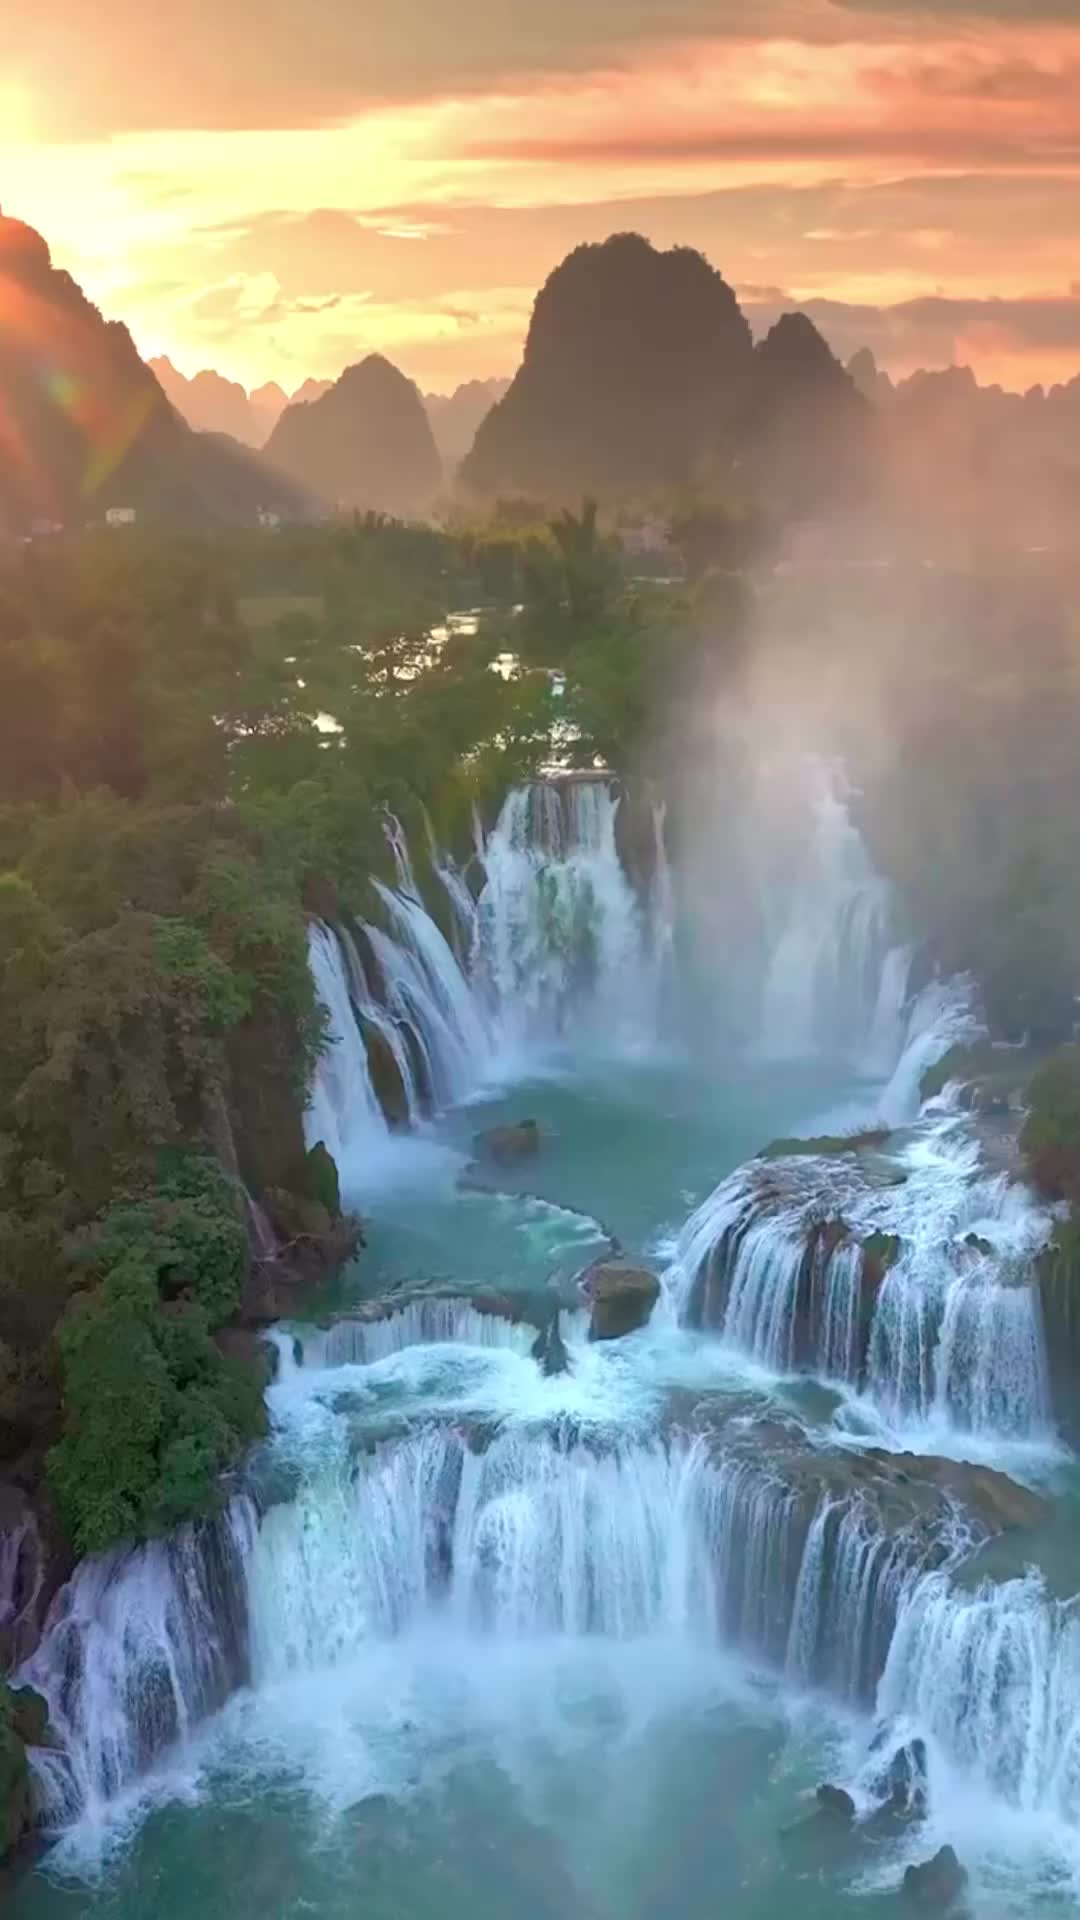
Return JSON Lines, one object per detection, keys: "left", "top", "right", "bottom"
{"left": 48, "top": 1258, "right": 264, "bottom": 1557}
{"left": 1021, "top": 1048, "right": 1080, "bottom": 1202}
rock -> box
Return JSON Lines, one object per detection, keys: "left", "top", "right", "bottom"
{"left": 0, "top": 1681, "right": 32, "bottom": 1862}
{"left": 582, "top": 1260, "right": 660, "bottom": 1340}
{"left": 361, "top": 1017, "right": 411, "bottom": 1129}
{"left": 531, "top": 1313, "right": 571, "bottom": 1377}
{"left": 815, "top": 1783, "right": 856, "bottom": 1821}
{"left": 903, "top": 1845, "right": 968, "bottom": 1910}
{"left": 869, "top": 1735, "right": 928, "bottom": 1816}
{"left": 7, "top": 1686, "right": 53, "bottom": 1751}
{"left": 963, "top": 1233, "right": 993, "bottom": 1258}
{"left": 473, "top": 1120, "right": 541, "bottom": 1167}
{"left": 863, "top": 1453, "right": 1049, "bottom": 1534}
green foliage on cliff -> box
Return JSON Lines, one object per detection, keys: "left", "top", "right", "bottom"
{"left": 48, "top": 1256, "right": 264, "bottom": 1557}
{"left": 0, "top": 514, "right": 715, "bottom": 1554}
{"left": 0, "top": 1679, "right": 31, "bottom": 1860}
{"left": 1021, "top": 1048, "right": 1080, "bottom": 1203}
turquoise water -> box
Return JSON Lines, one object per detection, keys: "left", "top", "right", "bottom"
{"left": 12, "top": 1055, "right": 1079, "bottom": 1919}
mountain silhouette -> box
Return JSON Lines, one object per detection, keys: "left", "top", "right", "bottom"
{"left": 425, "top": 378, "right": 510, "bottom": 472}
{"left": 264, "top": 354, "right": 442, "bottom": 513}
{"left": 0, "top": 214, "right": 318, "bottom": 531}
{"left": 741, "top": 311, "right": 872, "bottom": 516}
{"left": 462, "top": 233, "right": 754, "bottom": 499}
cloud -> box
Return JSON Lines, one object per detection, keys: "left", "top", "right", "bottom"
{"left": 467, "top": 126, "right": 1076, "bottom": 167}
{"left": 12, "top": 0, "right": 809, "bottom": 138}
{"left": 836, "top": 0, "right": 1080, "bottom": 17}
{"left": 740, "top": 288, "right": 1080, "bottom": 385}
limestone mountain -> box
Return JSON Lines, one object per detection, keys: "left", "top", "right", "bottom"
{"left": 741, "top": 311, "right": 873, "bottom": 517}
{"left": 425, "top": 378, "right": 510, "bottom": 472}
{"left": 461, "top": 233, "right": 755, "bottom": 500}
{"left": 0, "top": 214, "right": 318, "bottom": 531}
{"left": 264, "top": 355, "right": 442, "bottom": 514}
{"left": 149, "top": 358, "right": 267, "bottom": 446}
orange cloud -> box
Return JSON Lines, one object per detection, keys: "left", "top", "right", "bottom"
{"left": 2, "top": 7, "right": 1079, "bottom": 392}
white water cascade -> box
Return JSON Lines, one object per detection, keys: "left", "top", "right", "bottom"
{"left": 474, "top": 778, "right": 671, "bottom": 1059}
{"left": 303, "top": 923, "right": 391, "bottom": 1167}
{"left": 367, "top": 879, "right": 493, "bottom": 1108}
{"left": 671, "top": 1106, "right": 1053, "bottom": 1444}
{"left": 246, "top": 1426, "right": 944, "bottom": 1698}
{"left": 18, "top": 1502, "right": 256, "bottom": 1830}
{"left": 756, "top": 760, "right": 911, "bottom": 1070}
{"left": 877, "top": 1569, "right": 1080, "bottom": 1830}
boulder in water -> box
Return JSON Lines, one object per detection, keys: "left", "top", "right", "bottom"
{"left": 583, "top": 1260, "right": 660, "bottom": 1340}
{"left": 815, "top": 1783, "right": 856, "bottom": 1821}
{"left": 532, "top": 1312, "right": 571, "bottom": 1376}
{"left": 473, "top": 1120, "right": 541, "bottom": 1166}
{"left": 869, "top": 1734, "right": 928, "bottom": 1816}
{"left": 903, "top": 1845, "right": 968, "bottom": 1911}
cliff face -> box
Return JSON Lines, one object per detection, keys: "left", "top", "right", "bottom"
{"left": 462, "top": 234, "right": 755, "bottom": 500}
{"left": 0, "top": 217, "right": 317, "bottom": 531}
{"left": 265, "top": 355, "right": 443, "bottom": 514}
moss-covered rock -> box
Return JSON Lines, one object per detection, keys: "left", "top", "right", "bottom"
{"left": 474, "top": 1120, "right": 541, "bottom": 1167}
{"left": 1021, "top": 1047, "right": 1080, "bottom": 1202}
{"left": 0, "top": 1681, "right": 33, "bottom": 1862}
{"left": 760, "top": 1129, "right": 891, "bottom": 1161}
{"left": 860, "top": 1232, "right": 901, "bottom": 1291}
{"left": 302, "top": 1141, "right": 341, "bottom": 1220}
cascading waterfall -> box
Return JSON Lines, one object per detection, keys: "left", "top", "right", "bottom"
{"left": 304, "top": 922, "right": 390, "bottom": 1166}
{"left": 18, "top": 1502, "right": 256, "bottom": 1830}
{"left": 473, "top": 778, "right": 670, "bottom": 1057}
{"left": 368, "top": 879, "right": 492, "bottom": 1107}
{"left": 876, "top": 1570, "right": 1080, "bottom": 1828}
{"left": 308, "top": 1299, "right": 541, "bottom": 1369}
{"left": 337, "top": 921, "right": 423, "bottom": 1125}
{"left": 755, "top": 760, "right": 911, "bottom": 1070}
{"left": 246, "top": 1426, "right": 942, "bottom": 1698}
{"left": 671, "top": 1108, "right": 1053, "bottom": 1443}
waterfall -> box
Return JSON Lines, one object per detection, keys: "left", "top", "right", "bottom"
{"left": 877, "top": 974, "right": 981, "bottom": 1128}
{"left": 756, "top": 761, "right": 909, "bottom": 1069}
{"left": 337, "top": 921, "right": 423, "bottom": 1124}
{"left": 369, "top": 880, "right": 492, "bottom": 1107}
{"left": 877, "top": 1570, "right": 1080, "bottom": 1827}
{"left": 304, "top": 922, "right": 390, "bottom": 1167}
{"left": 312, "top": 1299, "right": 541, "bottom": 1369}
{"left": 18, "top": 1501, "right": 256, "bottom": 1829}
{"left": 245, "top": 1425, "right": 945, "bottom": 1704}
{"left": 671, "top": 1118, "right": 1053, "bottom": 1442}
{"left": 474, "top": 778, "right": 665, "bottom": 1057}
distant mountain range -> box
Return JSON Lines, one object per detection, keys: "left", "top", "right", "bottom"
{"left": 154, "top": 357, "right": 509, "bottom": 474}
{"left": 5, "top": 210, "right": 1080, "bottom": 541}
{"left": 0, "top": 214, "right": 319, "bottom": 534}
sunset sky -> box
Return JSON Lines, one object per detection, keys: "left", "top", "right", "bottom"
{"left": 4, "top": 0, "right": 1080, "bottom": 396}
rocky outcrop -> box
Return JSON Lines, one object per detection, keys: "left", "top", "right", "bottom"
{"left": 903, "top": 1846, "right": 969, "bottom": 1911}
{"left": 531, "top": 1314, "right": 571, "bottom": 1377}
{"left": 582, "top": 1260, "right": 660, "bottom": 1340}
{"left": 473, "top": 1120, "right": 541, "bottom": 1167}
